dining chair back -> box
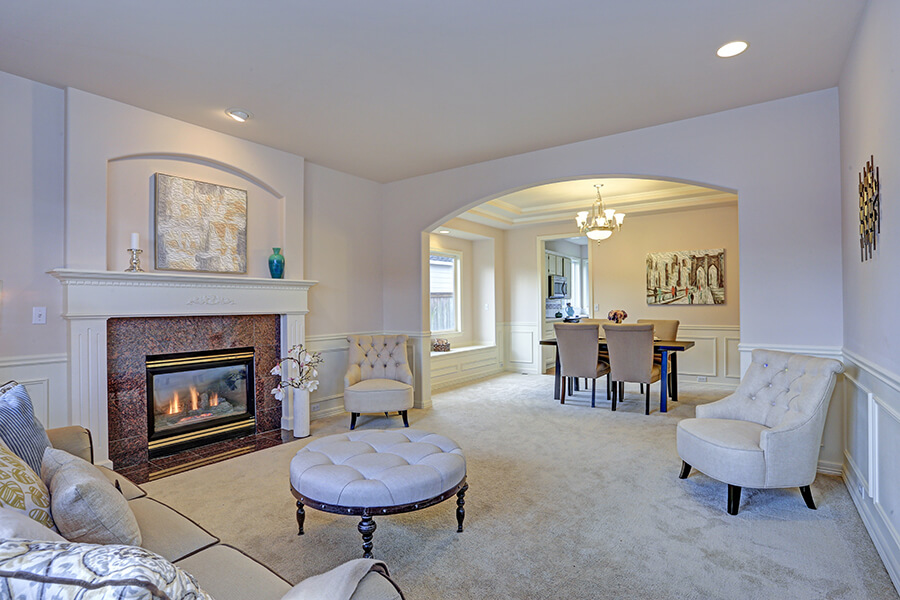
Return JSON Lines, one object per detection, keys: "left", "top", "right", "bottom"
{"left": 636, "top": 319, "right": 679, "bottom": 340}
{"left": 554, "top": 323, "right": 610, "bottom": 407}
{"left": 602, "top": 323, "right": 661, "bottom": 414}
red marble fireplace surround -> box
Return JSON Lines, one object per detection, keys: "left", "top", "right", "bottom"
{"left": 107, "top": 315, "right": 281, "bottom": 468}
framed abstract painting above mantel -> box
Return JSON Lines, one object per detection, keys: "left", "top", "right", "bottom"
{"left": 154, "top": 173, "right": 248, "bottom": 273}
{"left": 646, "top": 248, "right": 725, "bottom": 305}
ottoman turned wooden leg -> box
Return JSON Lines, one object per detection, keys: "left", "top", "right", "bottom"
{"left": 296, "top": 500, "right": 305, "bottom": 535}
{"left": 456, "top": 483, "right": 468, "bottom": 533}
{"left": 358, "top": 515, "right": 377, "bottom": 558}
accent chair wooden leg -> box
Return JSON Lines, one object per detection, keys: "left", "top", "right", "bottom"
{"left": 727, "top": 484, "right": 741, "bottom": 515}
{"left": 358, "top": 515, "right": 377, "bottom": 558}
{"left": 456, "top": 483, "right": 468, "bottom": 532}
{"left": 800, "top": 485, "right": 817, "bottom": 510}
{"left": 678, "top": 461, "right": 692, "bottom": 479}
{"left": 560, "top": 377, "right": 566, "bottom": 404}
{"left": 619, "top": 381, "right": 625, "bottom": 401}
{"left": 611, "top": 380, "right": 618, "bottom": 411}
{"left": 296, "top": 501, "right": 305, "bottom": 535}
{"left": 574, "top": 378, "right": 579, "bottom": 392}
{"left": 401, "top": 410, "right": 409, "bottom": 427}
{"left": 645, "top": 383, "right": 650, "bottom": 415}
{"left": 606, "top": 375, "right": 611, "bottom": 399}
{"left": 350, "top": 413, "right": 358, "bottom": 430}
{"left": 591, "top": 378, "right": 596, "bottom": 408}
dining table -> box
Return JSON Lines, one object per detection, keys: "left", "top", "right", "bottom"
{"left": 539, "top": 337, "right": 695, "bottom": 413}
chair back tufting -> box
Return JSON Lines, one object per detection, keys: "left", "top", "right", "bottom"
{"left": 705, "top": 349, "right": 844, "bottom": 428}
{"left": 345, "top": 335, "right": 414, "bottom": 387}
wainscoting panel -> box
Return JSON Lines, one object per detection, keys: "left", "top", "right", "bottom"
{"left": 0, "top": 354, "right": 68, "bottom": 429}
{"left": 671, "top": 325, "right": 740, "bottom": 386}
{"left": 508, "top": 325, "right": 536, "bottom": 371}
{"left": 304, "top": 332, "right": 362, "bottom": 422}
{"left": 724, "top": 337, "right": 742, "bottom": 379}
{"left": 430, "top": 345, "right": 502, "bottom": 391}
{"left": 842, "top": 350, "right": 900, "bottom": 593}
{"left": 844, "top": 374, "right": 871, "bottom": 495}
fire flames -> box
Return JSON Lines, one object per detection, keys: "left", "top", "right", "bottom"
{"left": 164, "top": 387, "right": 219, "bottom": 416}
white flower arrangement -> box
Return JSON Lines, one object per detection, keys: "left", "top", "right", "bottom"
{"left": 270, "top": 344, "right": 323, "bottom": 401}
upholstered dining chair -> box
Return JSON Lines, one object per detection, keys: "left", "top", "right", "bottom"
{"left": 637, "top": 319, "right": 680, "bottom": 395}
{"left": 553, "top": 323, "right": 611, "bottom": 407}
{"left": 602, "top": 323, "right": 661, "bottom": 415}
{"left": 676, "top": 349, "right": 843, "bottom": 515}
{"left": 344, "top": 335, "right": 414, "bottom": 430}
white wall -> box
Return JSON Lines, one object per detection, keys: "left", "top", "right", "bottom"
{"left": 0, "top": 71, "right": 68, "bottom": 426}
{"left": 64, "top": 88, "right": 304, "bottom": 277}
{"left": 838, "top": 0, "right": 900, "bottom": 590}
{"left": 0, "top": 71, "right": 66, "bottom": 358}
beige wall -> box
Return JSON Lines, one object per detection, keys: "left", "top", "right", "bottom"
{"left": 590, "top": 204, "right": 739, "bottom": 325}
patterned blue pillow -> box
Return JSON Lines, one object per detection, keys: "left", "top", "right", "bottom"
{"left": 0, "top": 539, "right": 213, "bottom": 599}
{"left": 0, "top": 384, "right": 52, "bottom": 475}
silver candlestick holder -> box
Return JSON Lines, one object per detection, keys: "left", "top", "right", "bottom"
{"left": 125, "top": 248, "right": 144, "bottom": 273}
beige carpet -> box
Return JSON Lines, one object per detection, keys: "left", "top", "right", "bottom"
{"left": 143, "top": 374, "right": 898, "bottom": 599}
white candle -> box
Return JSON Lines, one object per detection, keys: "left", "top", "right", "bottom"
{"left": 130, "top": 232, "right": 140, "bottom": 249}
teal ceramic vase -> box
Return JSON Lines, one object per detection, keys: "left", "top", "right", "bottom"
{"left": 268, "top": 248, "right": 285, "bottom": 279}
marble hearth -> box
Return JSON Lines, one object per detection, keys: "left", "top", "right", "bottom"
{"left": 50, "top": 269, "right": 315, "bottom": 468}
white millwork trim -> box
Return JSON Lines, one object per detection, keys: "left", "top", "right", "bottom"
{"left": 816, "top": 460, "right": 843, "bottom": 475}
{"left": 843, "top": 348, "right": 900, "bottom": 394}
{"left": 679, "top": 324, "right": 741, "bottom": 331}
{"left": 0, "top": 354, "right": 68, "bottom": 368}
{"left": 49, "top": 269, "right": 315, "bottom": 467}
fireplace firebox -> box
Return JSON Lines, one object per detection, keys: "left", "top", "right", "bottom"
{"left": 146, "top": 347, "right": 256, "bottom": 458}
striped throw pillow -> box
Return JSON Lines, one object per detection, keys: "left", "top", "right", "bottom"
{"left": 0, "top": 385, "right": 51, "bottom": 475}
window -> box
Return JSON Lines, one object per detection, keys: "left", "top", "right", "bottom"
{"left": 430, "top": 252, "right": 459, "bottom": 332}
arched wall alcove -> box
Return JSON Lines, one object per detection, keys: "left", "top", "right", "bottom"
{"left": 106, "top": 153, "right": 286, "bottom": 277}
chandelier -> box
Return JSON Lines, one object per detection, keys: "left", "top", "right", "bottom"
{"left": 575, "top": 184, "right": 625, "bottom": 241}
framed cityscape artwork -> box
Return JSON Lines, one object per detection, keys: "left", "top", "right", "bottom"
{"left": 154, "top": 173, "right": 248, "bottom": 273}
{"left": 646, "top": 248, "right": 725, "bottom": 305}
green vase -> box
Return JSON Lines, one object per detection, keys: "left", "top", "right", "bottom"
{"left": 268, "top": 248, "right": 285, "bottom": 279}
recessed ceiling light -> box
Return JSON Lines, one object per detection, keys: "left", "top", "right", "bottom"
{"left": 439, "top": 229, "right": 451, "bottom": 234}
{"left": 717, "top": 41, "right": 748, "bottom": 58}
{"left": 225, "top": 108, "right": 252, "bottom": 122}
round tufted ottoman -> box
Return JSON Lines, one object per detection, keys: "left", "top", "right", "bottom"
{"left": 289, "top": 429, "right": 468, "bottom": 558}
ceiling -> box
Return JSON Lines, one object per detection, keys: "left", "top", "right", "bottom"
{"left": 0, "top": 1, "right": 865, "bottom": 183}
{"left": 457, "top": 177, "right": 736, "bottom": 229}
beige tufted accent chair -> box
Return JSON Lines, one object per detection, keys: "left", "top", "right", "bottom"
{"left": 677, "top": 349, "right": 843, "bottom": 514}
{"left": 344, "top": 335, "right": 414, "bottom": 430}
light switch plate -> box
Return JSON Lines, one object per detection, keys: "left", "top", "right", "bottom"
{"left": 32, "top": 306, "right": 47, "bottom": 324}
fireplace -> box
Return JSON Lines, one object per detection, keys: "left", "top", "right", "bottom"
{"left": 146, "top": 347, "right": 256, "bottom": 458}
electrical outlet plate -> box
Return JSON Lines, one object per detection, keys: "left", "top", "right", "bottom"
{"left": 697, "top": 376, "right": 707, "bottom": 382}
{"left": 310, "top": 404, "right": 320, "bottom": 412}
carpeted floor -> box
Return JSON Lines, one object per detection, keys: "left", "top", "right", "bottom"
{"left": 143, "top": 374, "right": 898, "bottom": 599}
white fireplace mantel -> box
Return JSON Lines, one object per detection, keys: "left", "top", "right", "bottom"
{"left": 49, "top": 269, "right": 317, "bottom": 467}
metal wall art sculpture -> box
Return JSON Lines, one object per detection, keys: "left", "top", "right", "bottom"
{"left": 859, "top": 155, "right": 880, "bottom": 262}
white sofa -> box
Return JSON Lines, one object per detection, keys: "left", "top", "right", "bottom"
{"left": 40, "top": 425, "right": 404, "bottom": 600}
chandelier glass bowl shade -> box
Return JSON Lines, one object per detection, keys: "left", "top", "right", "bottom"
{"left": 575, "top": 185, "right": 624, "bottom": 241}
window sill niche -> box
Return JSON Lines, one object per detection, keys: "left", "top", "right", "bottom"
{"left": 430, "top": 343, "right": 496, "bottom": 358}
